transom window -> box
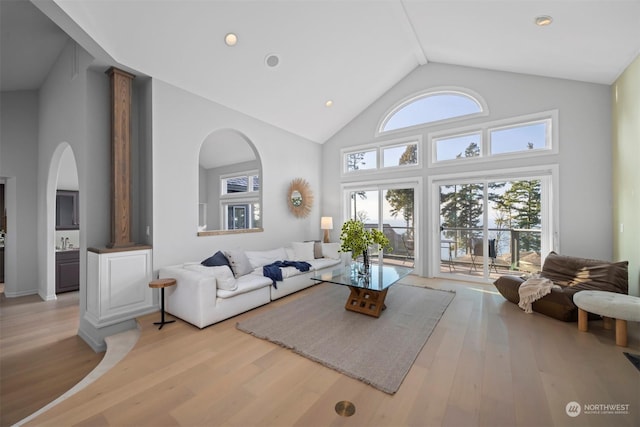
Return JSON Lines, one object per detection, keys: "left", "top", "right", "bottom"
{"left": 434, "top": 132, "right": 482, "bottom": 162}
{"left": 380, "top": 90, "right": 484, "bottom": 133}
{"left": 490, "top": 121, "right": 548, "bottom": 155}
{"left": 344, "top": 140, "right": 420, "bottom": 174}
{"left": 221, "top": 172, "right": 259, "bottom": 195}
{"left": 431, "top": 111, "right": 556, "bottom": 165}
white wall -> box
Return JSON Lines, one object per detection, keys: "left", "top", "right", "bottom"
{"left": 0, "top": 91, "right": 39, "bottom": 297}
{"left": 56, "top": 146, "right": 79, "bottom": 190}
{"left": 613, "top": 55, "right": 640, "bottom": 296}
{"left": 322, "top": 62, "right": 613, "bottom": 275}
{"left": 37, "top": 41, "right": 93, "bottom": 303}
{"left": 152, "top": 80, "right": 323, "bottom": 270}
{"left": 36, "top": 41, "right": 137, "bottom": 350}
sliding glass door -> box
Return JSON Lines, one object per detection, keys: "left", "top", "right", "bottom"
{"left": 346, "top": 182, "right": 417, "bottom": 267}
{"left": 434, "top": 171, "right": 553, "bottom": 281}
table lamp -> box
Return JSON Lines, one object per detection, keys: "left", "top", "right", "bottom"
{"left": 321, "top": 216, "right": 333, "bottom": 243}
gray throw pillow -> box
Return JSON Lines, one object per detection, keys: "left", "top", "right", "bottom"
{"left": 224, "top": 249, "right": 253, "bottom": 277}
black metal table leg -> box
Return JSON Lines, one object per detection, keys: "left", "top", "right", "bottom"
{"left": 154, "top": 287, "right": 175, "bottom": 329}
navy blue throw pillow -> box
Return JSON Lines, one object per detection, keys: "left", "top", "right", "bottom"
{"left": 201, "top": 250, "right": 231, "bottom": 268}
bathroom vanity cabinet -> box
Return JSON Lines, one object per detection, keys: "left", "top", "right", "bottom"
{"left": 56, "top": 250, "right": 79, "bottom": 293}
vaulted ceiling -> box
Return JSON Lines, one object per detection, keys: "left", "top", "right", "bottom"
{"left": 2, "top": 0, "right": 639, "bottom": 143}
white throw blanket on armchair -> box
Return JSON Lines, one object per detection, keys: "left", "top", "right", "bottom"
{"left": 518, "top": 275, "right": 561, "bottom": 313}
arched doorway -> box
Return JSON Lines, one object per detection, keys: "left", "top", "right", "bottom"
{"left": 45, "top": 143, "right": 80, "bottom": 300}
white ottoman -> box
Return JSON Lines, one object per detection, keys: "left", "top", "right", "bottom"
{"left": 573, "top": 290, "right": 640, "bottom": 347}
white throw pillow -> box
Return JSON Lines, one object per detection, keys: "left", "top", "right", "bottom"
{"left": 209, "top": 266, "right": 237, "bottom": 291}
{"left": 321, "top": 242, "right": 341, "bottom": 260}
{"left": 245, "top": 247, "right": 287, "bottom": 269}
{"left": 182, "top": 264, "right": 237, "bottom": 291}
{"left": 285, "top": 247, "right": 295, "bottom": 260}
{"left": 224, "top": 249, "right": 253, "bottom": 277}
{"left": 291, "top": 241, "right": 315, "bottom": 261}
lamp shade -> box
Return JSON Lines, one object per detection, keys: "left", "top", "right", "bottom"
{"left": 320, "top": 216, "right": 333, "bottom": 230}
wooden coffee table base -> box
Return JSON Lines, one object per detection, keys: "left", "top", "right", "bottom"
{"left": 345, "top": 287, "right": 388, "bottom": 318}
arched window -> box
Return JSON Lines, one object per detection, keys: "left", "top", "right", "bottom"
{"left": 379, "top": 90, "right": 485, "bottom": 133}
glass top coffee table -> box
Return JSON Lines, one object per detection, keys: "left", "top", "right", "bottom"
{"left": 311, "top": 263, "right": 413, "bottom": 317}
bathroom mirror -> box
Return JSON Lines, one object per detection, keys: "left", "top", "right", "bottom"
{"left": 287, "top": 178, "right": 313, "bottom": 218}
{"left": 198, "top": 129, "right": 262, "bottom": 236}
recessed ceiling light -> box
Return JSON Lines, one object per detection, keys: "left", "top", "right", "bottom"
{"left": 265, "top": 54, "right": 280, "bottom": 68}
{"left": 224, "top": 33, "right": 238, "bottom": 46}
{"left": 325, "top": 100, "right": 334, "bottom": 108}
{"left": 535, "top": 15, "right": 553, "bottom": 27}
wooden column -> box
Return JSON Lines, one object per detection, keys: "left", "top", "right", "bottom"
{"left": 106, "top": 67, "right": 135, "bottom": 248}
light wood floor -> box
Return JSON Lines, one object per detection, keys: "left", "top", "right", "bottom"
{"left": 0, "top": 290, "right": 103, "bottom": 426}
{"left": 7, "top": 278, "right": 640, "bottom": 427}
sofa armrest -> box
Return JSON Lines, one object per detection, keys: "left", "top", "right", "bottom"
{"left": 158, "top": 265, "right": 218, "bottom": 328}
{"left": 493, "top": 275, "right": 525, "bottom": 304}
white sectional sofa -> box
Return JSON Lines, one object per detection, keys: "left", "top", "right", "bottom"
{"left": 158, "top": 242, "right": 345, "bottom": 328}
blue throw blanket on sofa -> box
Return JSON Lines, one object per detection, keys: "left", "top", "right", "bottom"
{"left": 263, "top": 261, "right": 312, "bottom": 288}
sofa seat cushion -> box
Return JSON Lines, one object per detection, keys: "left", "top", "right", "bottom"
{"left": 217, "top": 274, "right": 272, "bottom": 299}
{"left": 250, "top": 265, "right": 305, "bottom": 280}
{"left": 248, "top": 258, "right": 341, "bottom": 281}
{"left": 308, "top": 258, "right": 342, "bottom": 270}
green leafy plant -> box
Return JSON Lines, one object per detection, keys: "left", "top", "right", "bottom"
{"left": 339, "top": 219, "right": 392, "bottom": 258}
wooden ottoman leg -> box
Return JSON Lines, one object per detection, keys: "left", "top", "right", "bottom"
{"left": 603, "top": 316, "right": 613, "bottom": 330}
{"left": 578, "top": 308, "right": 588, "bottom": 332}
{"left": 615, "top": 319, "right": 627, "bottom": 347}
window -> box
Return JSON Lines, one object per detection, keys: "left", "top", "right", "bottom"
{"left": 343, "top": 139, "right": 420, "bottom": 175}
{"left": 221, "top": 172, "right": 259, "bottom": 195}
{"left": 430, "top": 111, "right": 557, "bottom": 166}
{"left": 490, "top": 120, "right": 549, "bottom": 155}
{"left": 382, "top": 143, "right": 418, "bottom": 168}
{"left": 434, "top": 132, "right": 482, "bottom": 162}
{"left": 219, "top": 170, "right": 260, "bottom": 230}
{"left": 380, "top": 90, "right": 485, "bottom": 133}
{"left": 345, "top": 150, "right": 377, "bottom": 172}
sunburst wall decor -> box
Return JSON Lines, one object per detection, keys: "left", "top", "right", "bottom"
{"left": 287, "top": 178, "right": 313, "bottom": 218}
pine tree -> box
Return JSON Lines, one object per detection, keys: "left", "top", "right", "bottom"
{"left": 347, "top": 151, "right": 368, "bottom": 219}
{"left": 500, "top": 179, "right": 541, "bottom": 251}
{"left": 385, "top": 145, "right": 416, "bottom": 237}
{"left": 440, "top": 142, "right": 483, "bottom": 251}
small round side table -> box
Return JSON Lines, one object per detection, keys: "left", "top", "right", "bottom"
{"left": 149, "top": 278, "right": 177, "bottom": 329}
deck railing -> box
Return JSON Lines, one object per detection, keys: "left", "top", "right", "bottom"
{"left": 440, "top": 226, "right": 542, "bottom": 272}
{"left": 362, "top": 224, "right": 542, "bottom": 274}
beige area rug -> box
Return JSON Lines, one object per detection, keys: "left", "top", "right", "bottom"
{"left": 236, "top": 283, "right": 455, "bottom": 394}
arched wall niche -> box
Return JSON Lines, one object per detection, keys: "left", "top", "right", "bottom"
{"left": 197, "top": 129, "right": 263, "bottom": 236}
{"left": 44, "top": 142, "right": 80, "bottom": 300}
